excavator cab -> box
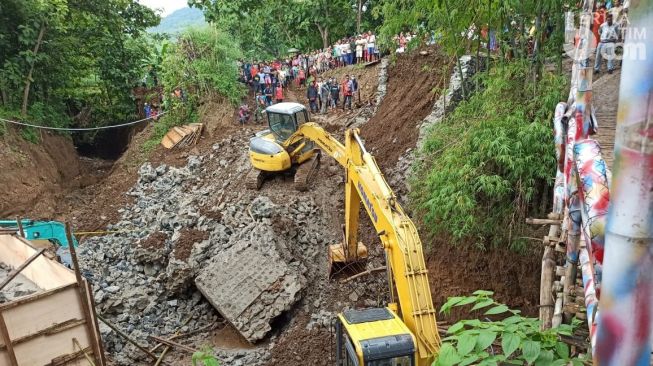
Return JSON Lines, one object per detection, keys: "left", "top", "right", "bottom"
{"left": 336, "top": 308, "right": 416, "bottom": 366}
{"left": 247, "top": 102, "right": 320, "bottom": 191}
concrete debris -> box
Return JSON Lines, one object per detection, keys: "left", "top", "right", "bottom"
{"left": 196, "top": 224, "right": 306, "bottom": 342}
{"left": 77, "top": 131, "right": 338, "bottom": 365}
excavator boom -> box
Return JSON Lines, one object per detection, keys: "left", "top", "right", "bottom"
{"left": 288, "top": 123, "right": 441, "bottom": 365}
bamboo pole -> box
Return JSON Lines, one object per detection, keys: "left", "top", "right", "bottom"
{"left": 539, "top": 245, "right": 555, "bottom": 329}
{"left": 148, "top": 336, "right": 197, "bottom": 354}
{"left": 97, "top": 314, "right": 158, "bottom": 361}
{"left": 341, "top": 266, "right": 386, "bottom": 283}
{"left": 66, "top": 224, "right": 103, "bottom": 365}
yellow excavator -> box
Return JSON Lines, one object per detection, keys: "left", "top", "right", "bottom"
{"left": 247, "top": 102, "right": 441, "bottom": 366}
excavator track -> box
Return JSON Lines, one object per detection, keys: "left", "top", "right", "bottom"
{"left": 294, "top": 152, "right": 321, "bottom": 192}
{"left": 246, "top": 168, "right": 266, "bottom": 190}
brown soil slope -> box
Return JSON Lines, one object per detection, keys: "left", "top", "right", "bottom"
{"left": 0, "top": 127, "right": 81, "bottom": 217}
{"left": 361, "top": 46, "right": 453, "bottom": 169}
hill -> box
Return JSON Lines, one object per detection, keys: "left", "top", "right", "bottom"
{"left": 148, "top": 7, "right": 206, "bottom": 35}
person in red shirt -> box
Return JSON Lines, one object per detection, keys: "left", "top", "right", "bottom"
{"left": 592, "top": 5, "right": 606, "bottom": 48}
{"left": 275, "top": 83, "right": 284, "bottom": 103}
{"left": 341, "top": 75, "right": 353, "bottom": 111}
{"left": 250, "top": 64, "right": 259, "bottom": 90}
{"left": 298, "top": 68, "right": 306, "bottom": 89}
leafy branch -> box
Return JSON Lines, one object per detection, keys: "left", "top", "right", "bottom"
{"left": 435, "top": 291, "right": 586, "bottom": 366}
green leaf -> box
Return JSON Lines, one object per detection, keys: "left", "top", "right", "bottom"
{"left": 447, "top": 322, "right": 465, "bottom": 334}
{"left": 485, "top": 305, "right": 509, "bottom": 315}
{"left": 551, "top": 360, "right": 569, "bottom": 366}
{"left": 554, "top": 342, "right": 569, "bottom": 359}
{"left": 503, "top": 315, "right": 523, "bottom": 324}
{"left": 458, "top": 355, "right": 480, "bottom": 366}
{"left": 472, "top": 290, "right": 494, "bottom": 297}
{"left": 471, "top": 299, "right": 495, "bottom": 311}
{"left": 456, "top": 333, "right": 477, "bottom": 356}
{"left": 478, "top": 358, "right": 498, "bottom": 366}
{"left": 434, "top": 343, "right": 461, "bottom": 366}
{"left": 456, "top": 296, "right": 478, "bottom": 307}
{"left": 501, "top": 332, "right": 520, "bottom": 357}
{"left": 475, "top": 330, "right": 497, "bottom": 352}
{"left": 440, "top": 296, "right": 465, "bottom": 314}
{"left": 534, "top": 350, "right": 554, "bottom": 366}
{"left": 521, "top": 340, "right": 541, "bottom": 364}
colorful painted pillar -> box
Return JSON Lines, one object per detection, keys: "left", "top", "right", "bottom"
{"left": 596, "top": 2, "right": 653, "bottom": 365}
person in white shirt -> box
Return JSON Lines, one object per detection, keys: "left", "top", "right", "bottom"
{"left": 355, "top": 36, "right": 365, "bottom": 64}
{"left": 367, "top": 32, "right": 376, "bottom": 61}
{"left": 594, "top": 12, "right": 620, "bottom": 74}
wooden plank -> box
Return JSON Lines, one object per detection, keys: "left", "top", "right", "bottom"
{"left": 526, "top": 218, "right": 563, "bottom": 225}
{"left": 50, "top": 346, "right": 92, "bottom": 366}
{"left": 84, "top": 280, "right": 107, "bottom": 366}
{"left": 0, "top": 319, "right": 85, "bottom": 350}
{"left": 0, "top": 283, "right": 74, "bottom": 311}
{"left": 1, "top": 285, "right": 84, "bottom": 341}
{"left": 66, "top": 225, "right": 103, "bottom": 366}
{"left": 0, "top": 314, "right": 17, "bottom": 365}
{"left": 0, "top": 234, "right": 76, "bottom": 290}
{"left": 11, "top": 323, "right": 92, "bottom": 365}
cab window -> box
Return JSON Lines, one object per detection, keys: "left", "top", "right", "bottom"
{"left": 268, "top": 112, "right": 296, "bottom": 141}
{"left": 366, "top": 355, "right": 413, "bottom": 366}
{"left": 295, "top": 110, "right": 309, "bottom": 125}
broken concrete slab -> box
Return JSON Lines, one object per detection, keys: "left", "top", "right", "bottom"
{"left": 195, "top": 224, "right": 305, "bottom": 343}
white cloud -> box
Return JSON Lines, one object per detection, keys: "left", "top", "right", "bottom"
{"left": 139, "top": 0, "right": 189, "bottom": 17}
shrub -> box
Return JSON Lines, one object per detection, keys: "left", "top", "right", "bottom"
{"left": 435, "top": 291, "right": 586, "bottom": 366}
{"left": 412, "top": 61, "right": 568, "bottom": 249}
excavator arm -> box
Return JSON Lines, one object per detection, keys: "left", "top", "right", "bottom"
{"left": 287, "top": 123, "right": 441, "bottom": 365}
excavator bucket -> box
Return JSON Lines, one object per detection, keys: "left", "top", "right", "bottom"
{"left": 328, "top": 242, "right": 368, "bottom": 277}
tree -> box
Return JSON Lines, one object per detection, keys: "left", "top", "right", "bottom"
{"left": 0, "top": 0, "right": 159, "bottom": 129}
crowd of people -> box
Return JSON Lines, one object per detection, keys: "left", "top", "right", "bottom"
{"left": 237, "top": 31, "right": 381, "bottom": 125}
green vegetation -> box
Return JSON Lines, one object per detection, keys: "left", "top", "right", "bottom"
{"left": 413, "top": 62, "right": 567, "bottom": 249}
{"left": 148, "top": 7, "right": 207, "bottom": 36}
{"left": 189, "top": 0, "right": 382, "bottom": 58}
{"left": 0, "top": 0, "right": 158, "bottom": 140}
{"left": 435, "top": 291, "right": 584, "bottom": 366}
{"left": 192, "top": 347, "right": 221, "bottom": 366}
{"left": 373, "top": 0, "right": 573, "bottom": 249}
{"left": 141, "top": 26, "right": 245, "bottom": 150}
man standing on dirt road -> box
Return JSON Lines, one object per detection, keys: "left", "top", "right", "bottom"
{"left": 319, "top": 78, "right": 330, "bottom": 114}
{"left": 307, "top": 80, "right": 319, "bottom": 113}
{"left": 594, "top": 12, "right": 620, "bottom": 74}
{"left": 342, "top": 75, "right": 353, "bottom": 111}
{"left": 330, "top": 78, "right": 340, "bottom": 108}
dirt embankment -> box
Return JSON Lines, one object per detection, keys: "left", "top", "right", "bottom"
{"left": 18, "top": 95, "right": 241, "bottom": 232}
{"left": 361, "top": 46, "right": 453, "bottom": 169}
{"left": 0, "top": 127, "right": 81, "bottom": 217}
{"left": 356, "top": 47, "right": 541, "bottom": 318}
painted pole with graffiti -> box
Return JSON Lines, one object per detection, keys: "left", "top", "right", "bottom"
{"left": 596, "top": 1, "right": 653, "bottom": 364}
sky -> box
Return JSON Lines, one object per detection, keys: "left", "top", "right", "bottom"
{"left": 139, "top": 0, "right": 189, "bottom": 17}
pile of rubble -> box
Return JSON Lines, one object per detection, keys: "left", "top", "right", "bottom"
{"left": 78, "top": 132, "right": 336, "bottom": 365}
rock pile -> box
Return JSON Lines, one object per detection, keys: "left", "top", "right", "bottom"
{"left": 78, "top": 132, "right": 336, "bottom": 365}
